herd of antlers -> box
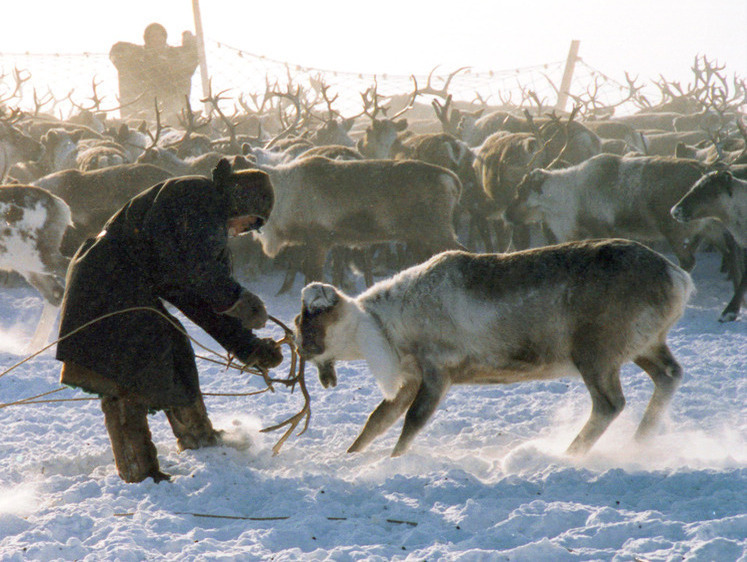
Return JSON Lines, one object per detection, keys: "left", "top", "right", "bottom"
{"left": 1, "top": 55, "right": 744, "bottom": 144}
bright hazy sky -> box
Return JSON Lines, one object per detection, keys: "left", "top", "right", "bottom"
{"left": 3, "top": 0, "right": 746, "bottom": 84}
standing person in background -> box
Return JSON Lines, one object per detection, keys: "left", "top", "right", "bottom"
{"left": 56, "top": 159, "right": 283, "bottom": 483}
{"left": 110, "top": 22, "right": 199, "bottom": 124}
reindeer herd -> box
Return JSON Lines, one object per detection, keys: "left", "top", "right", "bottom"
{"left": 0, "top": 55, "right": 745, "bottom": 453}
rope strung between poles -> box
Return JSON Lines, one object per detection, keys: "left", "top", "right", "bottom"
{"left": 0, "top": 307, "right": 310, "bottom": 454}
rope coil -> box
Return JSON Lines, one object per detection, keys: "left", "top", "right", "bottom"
{"left": 0, "top": 307, "right": 309, "bottom": 455}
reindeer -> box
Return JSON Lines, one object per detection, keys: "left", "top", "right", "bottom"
{"left": 270, "top": 145, "right": 365, "bottom": 295}
{"left": 0, "top": 185, "right": 72, "bottom": 350}
{"left": 75, "top": 139, "right": 130, "bottom": 171}
{"left": 641, "top": 130, "right": 710, "bottom": 157}
{"left": 394, "top": 132, "right": 492, "bottom": 251}
{"left": 355, "top": 78, "right": 417, "bottom": 159}
{"left": 582, "top": 120, "right": 647, "bottom": 154}
{"left": 135, "top": 147, "right": 225, "bottom": 177}
{"left": 131, "top": 100, "right": 227, "bottom": 177}
{"left": 9, "top": 127, "right": 82, "bottom": 183}
{"left": 674, "top": 110, "right": 747, "bottom": 166}
{"left": 504, "top": 153, "right": 731, "bottom": 272}
{"left": 267, "top": 79, "right": 431, "bottom": 293}
{"left": 473, "top": 130, "right": 544, "bottom": 251}
{"left": 614, "top": 112, "right": 682, "bottom": 132}
{"left": 675, "top": 138, "right": 746, "bottom": 166}
{"left": 672, "top": 169, "right": 747, "bottom": 321}
{"left": 33, "top": 163, "right": 173, "bottom": 255}
{"left": 0, "top": 110, "right": 44, "bottom": 182}
{"left": 456, "top": 109, "right": 519, "bottom": 147}
{"left": 306, "top": 80, "right": 357, "bottom": 148}
{"left": 253, "top": 156, "right": 464, "bottom": 285}
{"left": 295, "top": 239, "right": 693, "bottom": 457}
{"left": 308, "top": 118, "right": 356, "bottom": 148}
{"left": 473, "top": 107, "right": 600, "bottom": 251}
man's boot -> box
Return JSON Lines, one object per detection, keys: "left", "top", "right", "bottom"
{"left": 165, "top": 394, "right": 224, "bottom": 451}
{"left": 101, "top": 396, "right": 171, "bottom": 483}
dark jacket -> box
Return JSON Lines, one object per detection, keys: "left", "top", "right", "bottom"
{"left": 57, "top": 175, "right": 264, "bottom": 409}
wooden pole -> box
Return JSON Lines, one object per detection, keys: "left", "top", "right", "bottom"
{"left": 555, "top": 39, "right": 580, "bottom": 112}
{"left": 192, "top": 0, "right": 211, "bottom": 116}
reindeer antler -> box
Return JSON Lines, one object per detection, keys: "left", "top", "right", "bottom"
{"left": 256, "top": 316, "right": 310, "bottom": 455}
{"left": 419, "top": 65, "right": 470, "bottom": 99}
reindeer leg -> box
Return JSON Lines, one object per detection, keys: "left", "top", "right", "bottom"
{"left": 476, "top": 214, "right": 494, "bottom": 253}
{"left": 274, "top": 247, "right": 300, "bottom": 295}
{"left": 276, "top": 264, "right": 298, "bottom": 295}
{"left": 720, "top": 259, "right": 747, "bottom": 322}
{"left": 302, "top": 244, "right": 327, "bottom": 284}
{"left": 330, "top": 247, "right": 344, "bottom": 288}
{"left": 348, "top": 379, "right": 419, "bottom": 453}
{"left": 22, "top": 271, "right": 63, "bottom": 354}
{"left": 665, "top": 230, "right": 700, "bottom": 272}
{"left": 633, "top": 343, "right": 683, "bottom": 441}
{"left": 361, "top": 247, "right": 375, "bottom": 288}
{"left": 566, "top": 363, "right": 625, "bottom": 456}
{"left": 391, "top": 365, "right": 450, "bottom": 457}
{"left": 26, "top": 300, "right": 59, "bottom": 354}
{"left": 494, "top": 218, "right": 513, "bottom": 253}
{"left": 510, "top": 223, "right": 531, "bottom": 251}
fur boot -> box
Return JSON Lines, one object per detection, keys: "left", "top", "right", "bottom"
{"left": 101, "top": 396, "right": 171, "bottom": 483}
{"left": 165, "top": 394, "right": 224, "bottom": 451}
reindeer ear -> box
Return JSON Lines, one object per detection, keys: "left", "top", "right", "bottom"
{"left": 302, "top": 283, "right": 341, "bottom": 314}
{"left": 675, "top": 141, "right": 689, "bottom": 158}
{"left": 212, "top": 158, "right": 233, "bottom": 191}
{"left": 230, "top": 154, "right": 255, "bottom": 171}
{"left": 721, "top": 170, "right": 733, "bottom": 196}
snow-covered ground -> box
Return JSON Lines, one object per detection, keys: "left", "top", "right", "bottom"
{"left": 0, "top": 249, "right": 745, "bottom": 561}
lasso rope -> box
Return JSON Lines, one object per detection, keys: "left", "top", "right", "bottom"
{"left": 0, "top": 307, "right": 309, "bottom": 453}
{"left": 1, "top": 305, "right": 242, "bottom": 381}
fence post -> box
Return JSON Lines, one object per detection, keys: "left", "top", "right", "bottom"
{"left": 555, "top": 39, "right": 580, "bottom": 112}
{"left": 192, "top": 0, "right": 212, "bottom": 116}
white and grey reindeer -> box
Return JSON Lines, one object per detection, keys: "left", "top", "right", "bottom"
{"left": 0, "top": 185, "right": 72, "bottom": 352}
{"left": 295, "top": 239, "right": 694, "bottom": 457}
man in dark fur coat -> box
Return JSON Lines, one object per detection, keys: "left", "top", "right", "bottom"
{"left": 56, "top": 158, "right": 282, "bottom": 483}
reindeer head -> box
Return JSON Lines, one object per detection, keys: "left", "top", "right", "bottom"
{"left": 40, "top": 128, "right": 80, "bottom": 171}
{"left": 310, "top": 118, "right": 356, "bottom": 147}
{"left": 357, "top": 118, "right": 408, "bottom": 159}
{"left": 504, "top": 169, "right": 550, "bottom": 226}
{"left": 0, "top": 121, "right": 43, "bottom": 164}
{"left": 671, "top": 170, "right": 733, "bottom": 224}
{"left": 294, "top": 282, "right": 350, "bottom": 389}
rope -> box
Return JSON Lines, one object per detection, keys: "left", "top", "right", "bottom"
{"left": 0, "top": 305, "right": 229, "bottom": 380}
{"left": 0, "top": 389, "right": 270, "bottom": 409}
{"left": 1, "top": 307, "right": 309, "bottom": 453}
{"left": 0, "top": 307, "right": 295, "bottom": 408}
